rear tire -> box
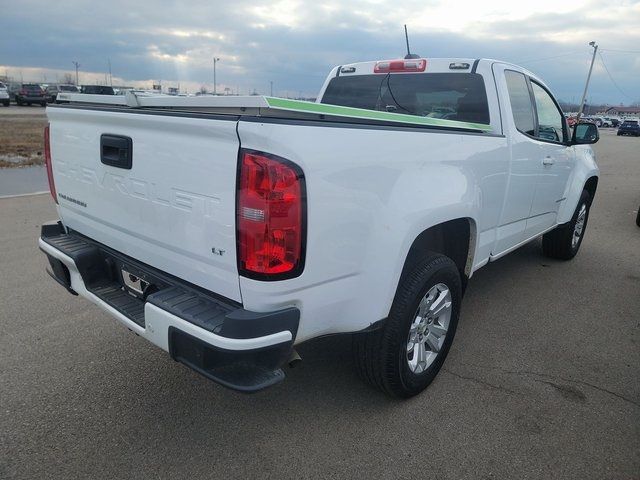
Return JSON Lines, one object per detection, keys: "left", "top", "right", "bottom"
{"left": 2, "top": 100, "right": 8, "bottom": 107}
{"left": 542, "top": 190, "right": 591, "bottom": 260}
{"left": 353, "top": 253, "right": 462, "bottom": 398}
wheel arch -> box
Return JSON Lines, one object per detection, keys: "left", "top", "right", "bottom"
{"left": 583, "top": 176, "right": 598, "bottom": 203}
{"left": 398, "top": 218, "right": 476, "bottom": 294}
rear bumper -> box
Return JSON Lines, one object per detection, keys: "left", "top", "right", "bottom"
{"left": 39, "top": 221, "right": 299, "bottom": 392}
{"left": 17, "top": 95, "right": 46, "bottom": 102}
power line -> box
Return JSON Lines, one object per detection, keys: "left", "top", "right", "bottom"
{"left": 598, "top": 52, "right": 634, "bottom": 101}
{"left": 600, "top": 48, "right": 640, "bottom": 54}
{"left": 516, "top": 51, "right": 580, "bottom": 64}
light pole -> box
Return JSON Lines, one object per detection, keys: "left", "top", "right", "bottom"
{"left": 213, "top": 57, "right": 220, "bottom": 95}
{"left": 72, "top": 61, "right": 80, "bottom": 85}
{"left": 577, "top": 41, "right": 598, "bottom": 122}
{"left": 270, "top": 80, "right": 273, "bottom": 97}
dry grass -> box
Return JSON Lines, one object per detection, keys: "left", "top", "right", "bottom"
{"left": 0, "top": 113, "right": 48, "bottom": 167}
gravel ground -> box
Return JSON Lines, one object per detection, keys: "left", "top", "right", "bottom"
{"left": 0, "top": 132, "right": 639, "bottom": 480}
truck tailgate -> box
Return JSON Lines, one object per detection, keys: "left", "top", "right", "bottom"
{"left": 47, "top": 107, "right": 242, "bottom": 302}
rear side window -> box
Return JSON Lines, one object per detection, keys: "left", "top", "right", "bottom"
{"left": 321, "top": 73, "right": 490, "bottom": 124}
{"left": 505, "top": 71, "right": 535, "bottom": 136}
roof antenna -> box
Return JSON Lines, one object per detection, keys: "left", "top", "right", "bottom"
{"left": 404, "top": 25, "right": 420, "bottom": 59}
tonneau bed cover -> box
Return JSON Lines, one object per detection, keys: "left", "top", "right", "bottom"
{"left": 55, "top": 92, "right": 492, "bottom": 132}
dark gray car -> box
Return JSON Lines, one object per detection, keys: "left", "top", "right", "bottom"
{"left": 15, "top": 84, "right": 47, "bottom": 106}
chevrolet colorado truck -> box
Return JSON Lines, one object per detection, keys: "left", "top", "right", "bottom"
{"left": 40, "top": 58, "right": 600, "bottom": 397}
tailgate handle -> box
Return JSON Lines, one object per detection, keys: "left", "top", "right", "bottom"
{"left": 101, "top": 134, "right": 132, "bottom": 169}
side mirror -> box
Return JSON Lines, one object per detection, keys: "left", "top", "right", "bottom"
{"left": 572, "top": 122, "right": 599, "bottom": 145}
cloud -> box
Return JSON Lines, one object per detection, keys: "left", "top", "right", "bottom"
{"left": 0, "top": 0, "right": 638, "bottom": 103}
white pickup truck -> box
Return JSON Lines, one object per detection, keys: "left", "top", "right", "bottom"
{"left": 40, "top": 57, "right": 599, "bottom": 397}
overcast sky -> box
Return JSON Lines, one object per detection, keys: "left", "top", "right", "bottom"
{"left": 1, "top": 0, "right": 639, "bottom": 104}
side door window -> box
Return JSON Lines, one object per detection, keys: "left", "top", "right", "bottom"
{"left": 530, "top": 82, "right": 566, "bottom": 143}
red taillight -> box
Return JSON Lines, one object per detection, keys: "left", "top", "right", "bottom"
{"left": 44, "top": 124, "right": 57, "bottom": 203}
{"left": 374, "top": 59, "right": 427, "bottom": 73}
{"left": 237, "top": 150, "right": 305, "bottom": 279}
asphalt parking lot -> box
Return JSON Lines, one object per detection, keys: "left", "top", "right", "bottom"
{"left": 1, "top": 132, "right": 639, "bottom": 479}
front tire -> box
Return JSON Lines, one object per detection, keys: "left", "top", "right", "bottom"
{"left": 353, "top": 253, "right": 462, "bottom": 398}
{"left": 542, "top": 190, "right": 591, "bottom": 260}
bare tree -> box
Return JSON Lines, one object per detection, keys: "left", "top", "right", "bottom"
{"left": 62, "top": 73, "right": 75, "bottom": 85}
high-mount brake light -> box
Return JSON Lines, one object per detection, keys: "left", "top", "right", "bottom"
{"left": 44, "top": 124, "right": 57, "bottom": 204}
{"left": 449, "top": 62, "right": 470, "bottom": 70}
{"left": 374, "top": 59, "right": 426, "bottom": 73}
{"left": 237, "top": 150, "right": 306, "bottom": 279}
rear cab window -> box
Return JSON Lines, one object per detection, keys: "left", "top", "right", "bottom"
{"left": 320, "top": 72, "right": 490, "bottom": 125}
{"left": 505, "top": 71, "right": 535, "bottom": 136}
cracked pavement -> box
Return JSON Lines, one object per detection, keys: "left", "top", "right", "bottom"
{"left": 1, "top": 132, "right": 639, "bottom": 479}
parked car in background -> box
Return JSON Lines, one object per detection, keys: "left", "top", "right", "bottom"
{"left": 45, "top": 84, "right": 80, "bottom": 103}
{"left": 81, "top": 85, "right": 115, "bottom": 95}
{"left": 0, "top": 82, "right": 10, "bottom": 106}
{"left": 604, "top": 117, "right": 619, "bottom": 128}
{"left": 617, "top": 120, "right": 640, "bottom": 136}
{"left": 15, "top": 84, "right": 47, "bottom": 106}
{"left": 587, "top": 116, "right": 605, "bottom": 127}
{"left": 598, "top": 117, "right": 612, "bottom": 127}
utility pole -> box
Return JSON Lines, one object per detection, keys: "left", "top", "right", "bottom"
{"left": 577, "top": 42, "right": 598, "bottom": 122}
{"left": 270, "top": 80, "right": 273, "bottom": 97}
{"left": 213, "top": 57, "right": 220, "bottom": 95}
{"left": 72, "top": 61, "right": 80, "bottom": 85}
{"left": 108, "top": 59, "right": 113, "bottom": 86}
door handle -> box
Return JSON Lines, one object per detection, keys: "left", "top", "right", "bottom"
{"left": 542, "top": 156, "right": 555, "bottom": 166}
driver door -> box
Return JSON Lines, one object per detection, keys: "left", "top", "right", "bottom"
{"left": 523, "top": 80, "right": 574, "bottom": 238}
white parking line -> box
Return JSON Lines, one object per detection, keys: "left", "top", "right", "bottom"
{"left": 0, "top": 190, "right": 48, "bottom": 199}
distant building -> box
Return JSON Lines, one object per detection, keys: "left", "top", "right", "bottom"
{"left": 602, "top": 106, "right": 640, "bottom": 116}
